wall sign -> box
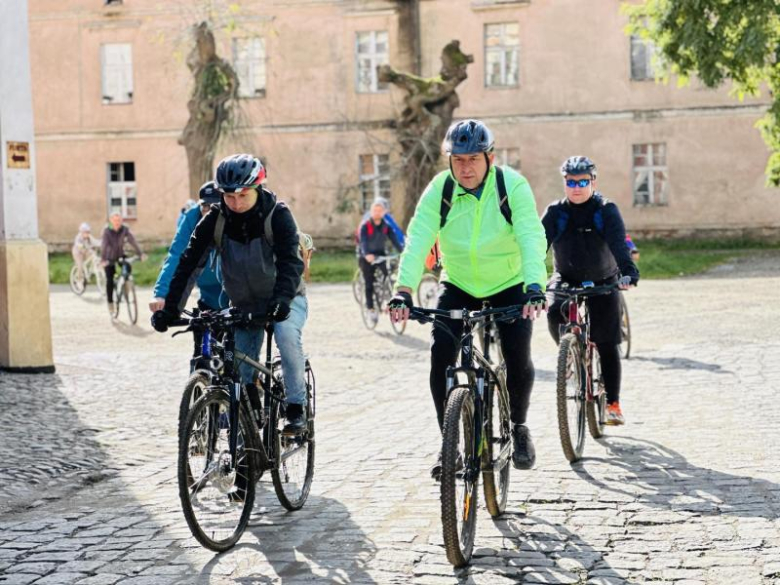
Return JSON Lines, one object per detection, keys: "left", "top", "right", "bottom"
{"left": 7, "top": 142, "right": 30, "bottom": 169}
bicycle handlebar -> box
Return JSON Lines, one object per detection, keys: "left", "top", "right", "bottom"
{"left": 409, "top": 304, "right": 523, "bottom": 325}
{"left": 168, "top": 308, "right": 269, "bottom": 332}
{"left": 547, "top": 282, "right": 620, "bottom": 299}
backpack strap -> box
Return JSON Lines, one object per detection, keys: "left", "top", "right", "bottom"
{"left": 495, "top": 167, "right": 513, "bottom": 226}
{"left": 263, "top": 202, "right": 278, "bottom": 246}
{"left": 592, "top": 193, "right": 607, "bottom": 236}
{"left": 213, "top": 211, "right": 225, "bottom": 253}
{"left": 553, "top": 205, "right": 569, "bottom": 244}
{"left": 440, "top": 176, "right": 455, "bottom": 229}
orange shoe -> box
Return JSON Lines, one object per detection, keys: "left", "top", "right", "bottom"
{"left": 605, "top": 402, "right": 625, "bottom": 426}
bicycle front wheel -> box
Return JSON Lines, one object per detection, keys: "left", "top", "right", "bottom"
{"left": 94, "top": 265, "right": 106, "bottom": 297}
{"left": 417, "top": 273, "right": 440, "bottom": 309}
{"left": 178, "top": 389, "right": 257, "bottom": 552}
{"left": 483, "top": 366, "right": 511, "bottom": 517}
{"left": 178, "top": 371, "right": 211, "bottom": 442}
{"left": 125, "top": 282, "right": 138, "bottom": 324}
{"left": 587, "top": 347, "right": 607, "bottom": 439}
{"left": 352, "top": 268, "right": 363, "bottom": 303}
{"left": 441, "top": 386, "right": 479, "bottom": 567}
{"left": 619, "top": 294, "right": 631, "bottom": 359}
{"left": 69, "top": 266, "right": 86, "bottom": 295}
{"left": 556, "top": 333, "right": 586, "bottom": 462}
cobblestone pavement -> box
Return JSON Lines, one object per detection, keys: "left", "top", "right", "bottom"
{"left": 1, "top": 256, "right": 779, "bottom": 584}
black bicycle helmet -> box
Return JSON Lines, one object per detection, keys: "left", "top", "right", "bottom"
{"left": 215, "top": 154, "right": 266, "bottom": 193}
{"left": 197, "top": 180, "right": 221, "bottom": 205}
{"left": 442, "top": 119, "right": 495, "bottom": 155}
{"left": 560, "top": 155, "right": 597, "bottom": 178}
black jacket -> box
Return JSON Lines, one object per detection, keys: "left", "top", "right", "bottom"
{"left": 541, "top": 193, "right": 639, "bottom": 285}
{"left": 359, "top": 218, "right": 403, "bottom": 257}
{"left": 164, "top": 188, "right": 303, "bottom": 314}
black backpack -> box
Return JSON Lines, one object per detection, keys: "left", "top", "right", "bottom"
{"left": 439, "top": 166, "right": 513, "bottom": 229}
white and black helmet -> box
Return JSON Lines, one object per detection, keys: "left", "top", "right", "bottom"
{"left": 215, "top": 154, "right": 266, "bottom": 193}
{"left": 560, "top": 155, "right": 597, "bottom": 178}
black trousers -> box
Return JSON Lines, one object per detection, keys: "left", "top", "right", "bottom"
{"left": 547, "top": 282, "right": 622, "bottom": 404}
{"left": 359, "top": 256, "right": 386, "bottom": 310}
{"left": 104, "top": 264, "right": 117, "bottom": 303}
{"left": 431, "top": 282, "right": 534, "bottom": 429}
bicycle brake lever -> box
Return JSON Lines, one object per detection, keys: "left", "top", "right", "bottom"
{"left": 171, "top": 327, "right": 192, "bottom": 338}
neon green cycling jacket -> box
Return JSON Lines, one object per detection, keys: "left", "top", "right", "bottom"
{"left": 396, "top": 165, "right": 548, "bottom": 298}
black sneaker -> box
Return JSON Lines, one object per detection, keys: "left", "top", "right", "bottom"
{"left": 512, "top": 424, "right": 536, "bottom": 470}
{"left": 283, "top": 403, "right": 307, "bottom": 435}
{"left": 430, "top": 451, "right": 464, "bottom": 482}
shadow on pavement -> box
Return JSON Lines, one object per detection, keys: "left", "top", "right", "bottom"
{"left": 375, "top": 329, "right": 430, "bottom": 351}
{"left": 198, "top": 492, "right": 378, "bottom": 584}
{"left": 630, "top": 355, "right": 733, "bottom": 374}
{"left": 111, "top": 319, "right": 155, "bottom": 337}
{"left": 573, "top": 436, "right": 780, "bottom": 520}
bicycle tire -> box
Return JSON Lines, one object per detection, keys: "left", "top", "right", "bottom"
{"left": 352, "top": 268, "right": 363, "bottom": 303}
{"left": 441, "top": 385, "right": 479, "bottom": 567}
{"left": 125, "top": 281, "right": 138, "bottom": 324}
{"left": 112, "top": 278, "right": 122, "bottom": 319}
{"left": 483, "top": 365, "right": 511, "bottom": 517}
{"left": 178, "top": 371, "right": 211, "bottom": 442}
{"left": 386, "top": 277, "right": 406, "bottom": 335}
{"left": 556, "top": 333, "right": 586, "bottom": 462}
{"left": 94, "top": 264, "right": 106, "bottom": 297}
{"left": 178, "top": 389, "right": 257, "bottom": 552}
{"left": 417, "top": 273, "right": 440, "bottom": 309}
{"left": 587, "top": 346, "right": 607, "bottom": 439}
{"left": 619, "top": 294, "right": 631, "bottom": 359}
{"left": 69, "top": 266, "right": 86, "bottom": 295}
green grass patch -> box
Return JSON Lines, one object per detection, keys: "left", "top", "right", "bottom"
{"left": 49, "top": 239, "right": 779, "bottom": 285}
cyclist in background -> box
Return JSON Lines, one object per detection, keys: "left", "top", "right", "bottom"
{"left": 625, "top": 233, "right": 640, "bottom": 262}
{"left": 72, "top": 222, "right": 100, "bottom": 282}
{"left": 358, "top": 199, "right": 404, "bottom": 326}
{"left": 541, "top": 156, "right": 639, "bottom": 425}
{"left": 101, "top": 212, "right": 146, "bottom": 317}
{"left": 388, "top": 119, "right": 548, "bottom": 477}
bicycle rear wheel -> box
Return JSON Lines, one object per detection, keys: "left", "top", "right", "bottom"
{"left": 417, "top": 273, "right": 440, "bottom": 309}
{"left": 556, "top": 333, "right": 586, "bottom": 462}
{"left": 69, "top": 266, "right": 86, "bottom": 295}
{"left": 587, "top": 347, "right": 607, "bottom": 439}
{"left": 125, "top": 282, "right": 138, "bottom": 324}
{"left": 441, "top": 385, "right": 479, "bottom": 567}
{"left": 483, "top": 366, "right": 511, "bottom": 517}
{"left": 178, "top": 389, "right": 256, "bottom": 552}
{"left": 619, "top": 294, "right": 631, "bottom": 359}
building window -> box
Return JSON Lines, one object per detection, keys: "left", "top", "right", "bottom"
{"left": 632, "top": 143, "right": 668, "bottom": 206}
{"left": 356, "top": 31, "right": 389, "bottom": 93}
{"left": 233, "top": 37, "right": 266, "bottom": 98}
{"left": 630, "top": 35, "right": 657, "bottom": 80}
{"left": 496, "top": 147, "right": 521, "bottom": 171}
{"left": 104, "top": 0, "right": 123, "bottom": 5}
{"left": 359, "top": 154, "right": 391, "bottom": 210}
{"left": 101, "top": 44, "right": 133, "bottom": 104}
{"left": 107, "top": 162, "right": 137, "bottom": 219}
{"left": 485, "top": 23, "right": 519, "bottom": 88}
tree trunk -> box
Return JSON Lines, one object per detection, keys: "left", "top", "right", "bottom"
{"left": 378, "top": 40, "right": 473, "bottom": 227}
{"left": 178, "top": 22, "right": 238, "bottom": 198}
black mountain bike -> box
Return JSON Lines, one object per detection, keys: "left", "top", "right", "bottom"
{"left": 549, "top": 282, "right": 619, "bottom": 462}
{"left": 166, "top": 308, "right": 315, "bottom": 552}
{"left": 111, "top": 256, "right": 138, "bottom": 324}
{"left": 619, "top": 292, "right": 631, "bottom": 359}
{"left": 354, "top": 255, "right": 405, "bottom": 335}
{"left": 409, "top": 303, "right": 518, "bottom": 567}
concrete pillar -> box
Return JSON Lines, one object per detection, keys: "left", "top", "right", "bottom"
{"left": 0, "top": 0, "right": 54, "bottom": 373}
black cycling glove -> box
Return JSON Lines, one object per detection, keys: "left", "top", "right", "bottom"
{"left": 151, "top": 308, "right": 178, "bottom": 333}
{"left": 267, "top": 300, "right": 291, "bottom": 322}
{"left": 524, "top": 283, "right": 546, "bottom": 305}
{"left": 388, "top": 291, "right": 413, "bottom": 310}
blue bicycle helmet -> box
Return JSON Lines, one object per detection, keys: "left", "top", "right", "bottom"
{"left": 215, "top": 154, "right": 266, "bottom": 193}
{"left": 442, "top": 120, "right": 495, "bottom": 155}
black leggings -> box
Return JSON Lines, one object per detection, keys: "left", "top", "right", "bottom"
{"left": 430, "top": 282, "right": 534, "bottom": 430}
{"left": 104, "top": 264, "right": 117, "bottom": 303}
{"left": 359, "top": 257, "right": 387, "bottom": 310}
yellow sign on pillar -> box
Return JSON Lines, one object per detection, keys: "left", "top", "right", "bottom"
{"left": 7, "top": 142, "right": 31, "bottom": 169}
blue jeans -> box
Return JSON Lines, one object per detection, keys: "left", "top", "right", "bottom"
{"left": 234, "top": 295, "right": 308, "bottom": 406}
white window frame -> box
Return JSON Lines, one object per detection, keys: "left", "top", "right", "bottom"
{"left": 359, "top": 154, "right": 391, "bottom": 210}
{"left": 355, "top": 31, "right": 389, "bottom": 93}
{"left": 107, "top": 162, "right": 137, "bottom": 219}
{"left": 484, "top": 22, "right": 520, "bottom": 88}
{"left": 630, "top": 34, "right": 657, "bottom": 81}
{"left": 233, "top": 37, "right": 267, "bottom": 98}
{"left": 632, "top": 143, "right": 668, "bottom": 206}
{"left": 496, "top": 147, "right": 521, "bottom": 171}
{"left": 101, "top": 43, "right": 133, "bottom": 104}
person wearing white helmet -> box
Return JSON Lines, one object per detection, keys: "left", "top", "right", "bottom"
{"left": 71, "top": 222, "right": 101, "bottom": 283}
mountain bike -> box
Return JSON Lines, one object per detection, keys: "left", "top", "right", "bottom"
{"left": 354, "top": 254, "right": 405, "bottom": 335}
{"left": 166, "top": 308, "right": 315, "bottom": 552}
{"left": 619, "top": 292, "right": 631, "bottom": 359}
{"left": 69, "top": 251, "right": 105, "bottom": 296}
{"left": 111, "top": 256, "right": 138, "bottom": 324}
{"left": 549, "top": 282, "right": 619, "bottom": 462}
{"left": 409, "top": 303, "right": 517, "bottom": 567}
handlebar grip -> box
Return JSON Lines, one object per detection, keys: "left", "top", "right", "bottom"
{"left": 170, "top": 319, "right": 190, "bottom": 327}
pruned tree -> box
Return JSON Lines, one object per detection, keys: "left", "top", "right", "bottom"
{"left": 179, "top": 21, "right": 239, "bottom": 197}
{"left": 378, "top": 40, "right": 474, "bottom": 226}
{"left": 626, "top": 0, "right": 780, "bottom": 186}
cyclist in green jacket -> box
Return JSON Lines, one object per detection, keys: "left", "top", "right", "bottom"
{"left": 389, "top": 119, "right": 548, "bottom": 478}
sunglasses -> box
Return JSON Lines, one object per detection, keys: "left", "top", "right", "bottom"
{"left": 565, "top": 178, "right": 592, "bottom": 188}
